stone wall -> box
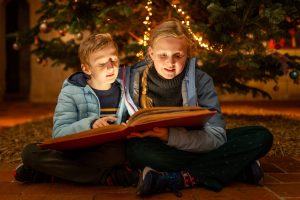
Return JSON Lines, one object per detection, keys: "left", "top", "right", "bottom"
{"left": 29, "top": 0, "right": 74, "bottom": 102}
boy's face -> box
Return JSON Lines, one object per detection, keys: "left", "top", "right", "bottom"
{"left": 148, "top": 36, "right": 188, "bottom": 79}
{"left": 82, "top": 43, "right": 119, "bottom": 90}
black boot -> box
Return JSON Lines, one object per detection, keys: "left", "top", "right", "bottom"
{"left": 237, "top": 160, "right": 264, "bottom": 185}
{"left": 13, "top": 164, "right": 54, "bottom": 183}
{"left": 136, "top": 167, "right": 183, "bottom": 197}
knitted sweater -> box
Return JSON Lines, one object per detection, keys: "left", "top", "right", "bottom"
{"left": 127, "top": 58, "right": 227, "bottom": 152}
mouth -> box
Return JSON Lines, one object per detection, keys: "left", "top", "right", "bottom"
{"left": 106, "top": 73, "right": 114, "bottom": 77}
{"left": 163, "top": 67, "right": 175, "bottom": 73}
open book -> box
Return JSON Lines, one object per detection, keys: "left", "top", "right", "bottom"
{"left": 39, "top": 106, "right": 215, "bottom": 150}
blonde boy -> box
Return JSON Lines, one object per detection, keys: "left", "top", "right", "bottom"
{"left": 14, "top": 33, "right": 138, "bottom": 186}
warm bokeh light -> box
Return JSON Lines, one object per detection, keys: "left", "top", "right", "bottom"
{"left": 171, "top": 3, "right": 210, "bottom": 49}
{"left": 141, "top": 0, "right": 153, "bottom": 46}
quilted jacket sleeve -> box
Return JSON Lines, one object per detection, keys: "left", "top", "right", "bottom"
{"left": 52, "top": 85, "right": 98, "bottom": 138}
{"left": 166, "top": 70, "right": 227, "bottom": 152}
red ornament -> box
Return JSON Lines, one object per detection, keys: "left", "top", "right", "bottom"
{"left": 268, "top": 39, "right": 275, "bottom": 49}
{"left": 279, "top": 38, "right": 285, "bottom": 48}
{"left": 275, "top": 44, "right": 281, "bottom": 49}
{"left": 58, "top": 29, "right": 66, "bottom": 36}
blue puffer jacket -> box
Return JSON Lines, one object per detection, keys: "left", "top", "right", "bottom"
{"left": 52, "top": 71, "right": 128, "bottom": 138}
{"left": 126, "top": 58, "right": 227, "bottom": 152}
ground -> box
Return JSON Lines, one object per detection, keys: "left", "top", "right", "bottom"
{"left": 0, "top": 100, "right": 300, "bottom": 199}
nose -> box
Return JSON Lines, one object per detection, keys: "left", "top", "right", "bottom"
{"left": 167, "top": 57, "right": 175, "bottom": 67}
{"left": 106, "top": 59, "right": 114, "bottom": 69}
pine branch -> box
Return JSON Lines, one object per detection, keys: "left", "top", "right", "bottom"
{"left": 219, "top": 0, "right": 256, "bottom": 66}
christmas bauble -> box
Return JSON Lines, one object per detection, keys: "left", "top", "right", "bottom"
{"left": 58, "top": 29, "right": 66, "bottom": 36}
{"left": 42, "top": 59, "right": 48, "bottom": 66}
{"left": 36, "top": 57, "right": 43, "bottom": 64}
{"left": 75, "top": 32, "right": 83, "bottom": 40}
{"left": 12, "top": 42, "right": 20, "bottom": 50}
{"left": 289, "top": 70, "right": 299, "bottom": 80}
{"left": 34, "top": 36, "right": 39, "bottom": 46}
{"left": 39, "top": 21, "right": 48, "bottom": 33}
{"left": 275, "top": 44, "right": 281, "bottom": 49}
{"left": 273, "top": 85, "right": 279, "bottom": 92}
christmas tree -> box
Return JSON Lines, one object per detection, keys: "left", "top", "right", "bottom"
{"left": 10, "top": 0, "right": 300, "bottom": 99}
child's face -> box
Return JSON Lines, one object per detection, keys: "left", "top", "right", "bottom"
{"left": 82, "top": 43, "right": 119, "bottom": 90}
{"left": 148, "top": 36, "right": 188, "bottom": 79}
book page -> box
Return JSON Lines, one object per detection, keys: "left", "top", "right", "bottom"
{"left": 127, "top": 106, "right": 205, "bottom": 125}
{"left": 128, "top": 107, "right": 214, "bottom": 127}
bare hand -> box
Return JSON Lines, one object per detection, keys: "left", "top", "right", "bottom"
{"left": 127, "top": 127, "right": 169, "bottom": 142}
{"left": 92, "top": 116, "right": 117, "bottom": 128}
{"left": 121, "top": 122, "right": 127, "bottom": 126}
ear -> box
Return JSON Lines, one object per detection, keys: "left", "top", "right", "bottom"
{"left": 148, "top": 47, "right": 154, "bottom": 60}
{"left": 81, "top": 64, "right": 91, "bottom": 75}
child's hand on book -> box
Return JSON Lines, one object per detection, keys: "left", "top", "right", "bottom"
{"left": 92, "top": 116, "right": 117, "bottom": 128}
{"left": 127, "top": 127, "right": 169, "bottom": 142}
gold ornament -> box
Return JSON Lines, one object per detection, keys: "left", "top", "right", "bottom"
{"left": 34, "top": 36, "right": 39, "bottom": 46}
{"left": 12, "top": 42, "right": 20, "bottom": 50}
{"left": 36, "top": 57, "right": 43, "bottom": 64}
{"left": 39, "top": 20, "right": 49, "bottom": 33}
{"left": 75, "top": 32, "right": 83, "bottom": 40}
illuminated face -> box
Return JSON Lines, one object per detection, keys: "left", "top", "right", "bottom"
{"left": 82, "top": 43, "right": 119, "bottom": 90}
{"left": 148, "top": 36, "right": 188, "bottom": 79}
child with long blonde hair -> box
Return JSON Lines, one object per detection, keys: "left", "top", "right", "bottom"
{"left": 126, "top": 19, "right": 273, "bottom": 197}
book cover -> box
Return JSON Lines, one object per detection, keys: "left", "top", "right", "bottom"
{"left": 39, "top": 106, "right": 215, "bottom": 150}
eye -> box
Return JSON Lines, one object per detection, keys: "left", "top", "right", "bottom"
{"left": 97, "top": 57, "right": 119, "bottom": 68}
{"left": 174, "top": 53, "right": 184, "bottom": 59}
{"left": 98, "top": 63, "right": 106, "bottom": 67}
{"left": 159, "top": 54, "right": 167, "bottom": 59}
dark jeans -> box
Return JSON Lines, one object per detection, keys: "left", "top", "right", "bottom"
{"left": 126, "top": 126, "right": 273, "bottom": 191}
{"left": 21, "top": 141, "right": 128, "bottom": 185}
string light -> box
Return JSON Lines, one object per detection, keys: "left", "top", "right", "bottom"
{"left": 136, "top": 50, "right": 144, "bottom": 58}
{"left": 141, "top": 0, "right": 152, "bottom": 46}
{"left": 137, "top": 0, "right": 215, "bottom": 59}
{"left": 136, "top": 0, "right": 152, "bottom": 58}
{"left": 171, "top": 3, "right": 210, "bottom": 50}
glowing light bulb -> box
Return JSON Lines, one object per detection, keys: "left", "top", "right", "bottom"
{"left": 171, "top": 3, "right": 211, "bottom": 50}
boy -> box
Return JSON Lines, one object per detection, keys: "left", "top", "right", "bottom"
{"left": 14, "top": 33, "right": 138, "bottom": 186}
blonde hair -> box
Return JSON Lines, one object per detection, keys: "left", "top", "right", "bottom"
{"left": 148, "top": 19, "right": 195, "bottom": 57}
{"left": 140, "top": 19, "right": 195, "bottom": 108}
{"left": 78, "top": 33, "right": 118, "bottom": 66}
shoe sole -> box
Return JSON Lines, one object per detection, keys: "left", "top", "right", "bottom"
{"left": 136, "top": 166, "right": 157, "bottom": 196}
{"left": 255, "top": 160, "right": 264, "bottom": 185}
